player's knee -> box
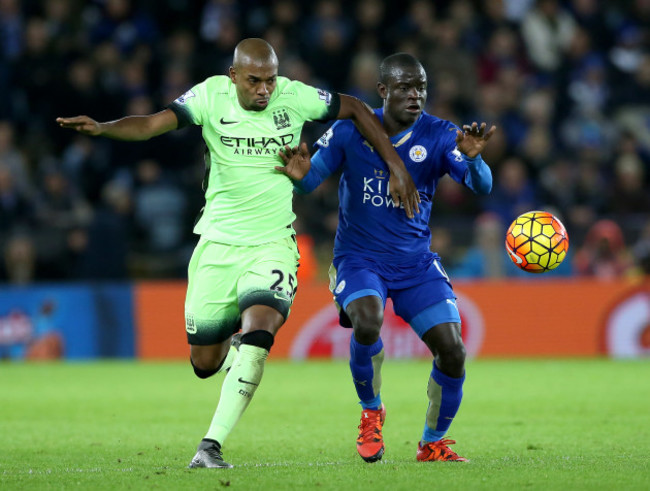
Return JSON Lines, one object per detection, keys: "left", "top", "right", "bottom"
{"left": 436, "top": 343, "right": 466, "bottom": 377}
{"left": 190, "top": 357, "right": 219, "bottom": 379}
{"left": 240, "top": 330, "right": 275, "bottom": 351}
{"left": 348, "top": 308, "right": 382, "bottom": 344}
{"left": 352, "top": 322, "right": 382, "bottom": 345}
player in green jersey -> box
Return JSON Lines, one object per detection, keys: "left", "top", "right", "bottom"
{"left": 56, "top": 38, "right": 420, "bottom": 468}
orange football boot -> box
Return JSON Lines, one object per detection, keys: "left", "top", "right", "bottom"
{"left": 417, "top": 438, "right": 468, "bottom": 462}
{"left": 356, "top": 404, "right": 386, "bottom": 462}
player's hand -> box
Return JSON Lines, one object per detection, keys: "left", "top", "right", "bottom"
{"left": 455, "top": 122, "right": 497, "bottom": 158}
{"left": 389, "top": 166, "right": 420, "bottom": 219}
{"left": 276, "top": 142, "right": 311, "bottom": 180}
{"left": 56, "top": 115, "right": 102, "bottom": 136}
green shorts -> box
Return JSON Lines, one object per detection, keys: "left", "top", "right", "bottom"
{"left": 184, "top": 235, "right": 299, "bottom": 345}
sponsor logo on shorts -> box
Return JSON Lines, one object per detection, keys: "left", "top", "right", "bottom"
{"left": 335, "top": 280, "right": 346, "bottom": 294}
{"left": 274, "top": 292, "right": 290, "bottom": 302}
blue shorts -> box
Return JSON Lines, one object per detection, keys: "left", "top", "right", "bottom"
{"left": 329, "top": 255, "right": 460, "bottom": 338}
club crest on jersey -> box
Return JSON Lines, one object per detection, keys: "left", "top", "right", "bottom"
{"left": 409, "top": 145, "right": 427, "bottom": 162}
{"left": 335, "top": 280, "right": 346, "bottom": 294}
{"left": 175, "top": 90, "right": 195, "bottom": 105}
{"left": 318, "top": 89, "right": 332, "bottom": 105}
{"left": 273, "top": 109, "right": 291, "bottom": 130}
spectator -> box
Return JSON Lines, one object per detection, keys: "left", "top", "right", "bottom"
{"left": 451, "top": 212, "right": 511, "bottom": 279}
{"left": 573, "top": 219, "right": 634, "bottom": 278}
{"left": 2, "top": 234, "right": 36, "bottom": 284}
{"left": 131, "top": 159, "right": 188, "bottom": 276}
{"left": 483, "top": 156, "right": 538, "bottom": 225}
{"left": 345, "top": 51, "right": 383, "bottom": 108}
{"left": 71, "top": 179, "right": 132, "bottom": 280}
{"left": 521, "top": 0, "right": 577, "bottom": 74}
{"left": 87, "top": 0, "right": 159, "bottom": 54}
{"left": 0, "top": 0, "right": 23, "bottom": 61}
{"left": 302, "top": 0, "right": 355, "bottom": 89}
{"left": 630, "top": 219, "right": 650, "bottom": 277}
{"left": 0, "top": 163, "right": 33, "bottom": 236}
{"left": 0, "top": 0, "right": 649, "bottom": 282}
{"left": 0, "top": 121, "right": 31, "bottom": 196}
{"left": 606, "top": 153, "right": 650, "bottom": 217}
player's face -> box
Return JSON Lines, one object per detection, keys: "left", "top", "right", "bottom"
{"left": 229, "top": 62, "right": 278, "bottom": 111}
{"left": 379, "top": 65, "right": 427, "bottom": 126}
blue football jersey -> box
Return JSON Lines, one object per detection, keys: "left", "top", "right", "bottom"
{"left": 298, "top": 109, "right": 491, "bottom": 267}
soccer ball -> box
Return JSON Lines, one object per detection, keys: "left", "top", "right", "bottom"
{"left": 505, "top": 211, "right": 569, "bottom": 273}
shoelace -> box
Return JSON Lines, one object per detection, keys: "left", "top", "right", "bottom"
{"left": 357, "top": 412, "right": 383, "bottom": 442}
{"left": 204, "top": 446, "right": 224, "bottom": 460}
{"left": 426, "top": 438, "right": 460, "bottom": 459}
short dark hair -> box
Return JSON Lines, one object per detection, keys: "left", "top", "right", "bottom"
{"left": 378, "top": 53, "right": 424, "bottom": 84}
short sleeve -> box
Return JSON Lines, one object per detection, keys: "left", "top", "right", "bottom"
{"left": 166, "top": 80, "right": 208, "bottom": 128}
{"left": 291, "top": 80, "right": 340, "bottom": 123}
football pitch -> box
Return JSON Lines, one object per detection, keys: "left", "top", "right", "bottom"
{"left": 1, "top": 359, "right": 648, "bottom": 490}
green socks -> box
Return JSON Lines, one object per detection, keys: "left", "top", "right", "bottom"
{"left": 217, "top": 344, "right": 237, "bottom": 373}
{"left": 204, "top": 344, "right": 269, "bottom": 444}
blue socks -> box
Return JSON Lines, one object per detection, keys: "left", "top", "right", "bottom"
{"left": 422, "top": 362, "right": 465, "bottom": 443}
{"left": 349, "top": 335, "right": 385, "bottom": 410}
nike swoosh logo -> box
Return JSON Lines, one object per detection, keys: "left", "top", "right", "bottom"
{"left": 273, "top": 293, "right": 289, "bottom": 302}
{"left": 506, "top": 244, "right": 523, "bottom": 264}
{"left": 238, "top": 377, "right": 259, "bottom": 386}
{"left": 220, "top": 117, "right": 238, "bottom": 125}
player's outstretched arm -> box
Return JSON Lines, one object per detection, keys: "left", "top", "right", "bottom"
{"left": 56, "top": 109, "right": 178, "bottom": 141}
{"left": 455, "top": 121, "right": 497, "bottom": 158}
{"left": 337, "top": 94, "right": 420, "bottom": 219}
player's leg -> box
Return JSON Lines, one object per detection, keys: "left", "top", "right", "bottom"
{"left": 201, "top": 305, "right": 282, "bottom": 451}
{"left": 331, "top": 261, "right": 387, "bottom": 463}
{"left": 347, "top": 295, "right": 385, "bottom": 410}
{"left": 392, "top": 263, "right": 468, "bottom": 462}
{"left": 417, "top": 318, "right": 468, "bottom": 461}
{"left": 190, "top": 339, "right": 238, "bottom": 379}
{"left": 185, "top": 238, "right": 243, "bottom": 468}
{"left": 196, "top": 236, "right": 299, "bottom": 465}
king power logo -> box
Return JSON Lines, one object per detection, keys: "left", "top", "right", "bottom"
{"left": 363, "top": 169, "right": 401, "bottom": 208}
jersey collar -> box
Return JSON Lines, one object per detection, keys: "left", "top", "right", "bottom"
{"left": 375, "top": 108, "right": 423, "bottom": 144}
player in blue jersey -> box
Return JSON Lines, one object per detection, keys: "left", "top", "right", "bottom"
{"left": 280, "top": 53, "right": 496, "bottom": 462}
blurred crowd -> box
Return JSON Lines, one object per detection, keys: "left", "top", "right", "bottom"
{"left": 1, "top": 0, "right": 649, "bottom": 284}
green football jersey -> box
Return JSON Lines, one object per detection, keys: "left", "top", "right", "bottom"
{"left": 168, "top": 75, "right": 338, "bottom": 245}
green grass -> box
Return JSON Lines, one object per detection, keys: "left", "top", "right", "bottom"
{"left": 1, "top": 359, "right": 649, "bottom": 490}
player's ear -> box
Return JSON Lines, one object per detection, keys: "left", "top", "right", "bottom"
{"left": 228, "top": 66, "right": 236, "bottom": 83}
{"left": 377, "top": 82, "right": 387, "bottom": 100}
